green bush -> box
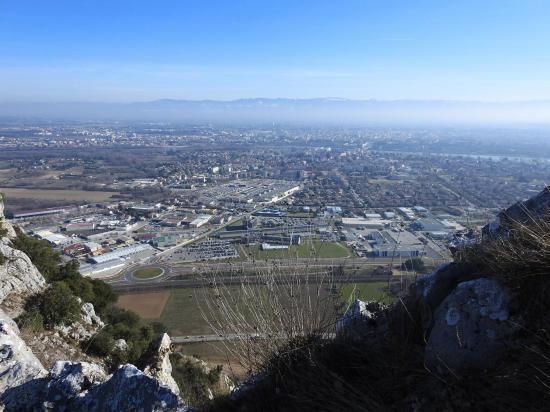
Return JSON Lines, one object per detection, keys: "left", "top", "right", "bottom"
{"left": 0, "top": 251, "right": 5, "bottom": 265}
{"left": 40, "top": 282, "right": 81, "bottom": 327}
{"left": 86, "top": 329, "right": 115, "bottom": 356}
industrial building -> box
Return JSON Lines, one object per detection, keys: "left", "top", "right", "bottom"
{"left": 189, "top": 215, "right": 212, "bottom": 228}
{"left": 90, "top": 243, "right": 155, "bottom": 264}
{"left": 367, "top": 230, "right": 425, "bottom": 258}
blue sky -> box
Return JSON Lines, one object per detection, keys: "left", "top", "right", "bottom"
{"left": 1, "top": 0, "right": 549, "bottom": 102}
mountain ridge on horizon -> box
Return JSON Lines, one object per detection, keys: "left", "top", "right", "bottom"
{"left": 1, "top": 98, "right": 550, "bottom": 125}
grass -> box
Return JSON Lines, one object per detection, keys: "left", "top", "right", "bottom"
{"left": 340, "top": 281, "right": 396, "bottom": 304}
{"left": 242, "top": 241, "right": 351, "bottom": 260}
{"left": 122, "top": 281, "right": 392, "bottom": 338}
{"left": 133, "top": 267, "right": 163, "bottom": 279}
{"left": 156, "top": 289, "right": 213, "bottom": 336}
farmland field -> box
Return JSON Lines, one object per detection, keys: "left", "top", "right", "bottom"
{"left": 118, "top": 281, "right": 393, "bottom": 337}
{"left": 0, "top": 187, "right": 119, "bottom": 203}
{"left": 117, "top": 291, "right": 171, "bottom": 319}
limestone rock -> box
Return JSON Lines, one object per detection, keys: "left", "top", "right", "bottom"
{"left": 0, "top": 195, "right": 16, "bottom": 240}
{"left": 143, "top": 333, "right": 181, "bottom": 396}
{"left": 425, "top": 277, "right": 513, "bottom": 375}
{"left": 114, "top": 338, "right": 128, "bottom": 351}
{"left": 73, "top": 364, "right": 187, "bottom": 411}
{"left": 55, "top": 302, "right": 104, "bottom": 342}
{"left": 44, "top": 361, "right": 107, "bottom": 404}
{"left": 0, "top": 315, "right": 47, "bottom": 404}
{"left": 81, "top": 302, "right": 104, "bottom": 327}
{"left": 0, "top": 242, "right": 46, "bottom": 304}
{"left": 409, "top": 262, "right": 480, "bottom": 317}
{"left": 0, "top": 307, "right": 19, "bottom": 334}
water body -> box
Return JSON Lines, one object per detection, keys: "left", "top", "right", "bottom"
{"left": 373, "top": 150, "right": 550, "bottom": 163}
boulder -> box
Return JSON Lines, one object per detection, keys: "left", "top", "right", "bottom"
{"left": 143, "top": 333, "right": 181, "bottom": 396}
{"left": 409, "top": 262, "right": 480, "bottom": 317}
{"left": 425, "top": 277, "right": 513, "bottom": 375}
{"left": 0, "top": 242, "right": 46, "bottom": 304}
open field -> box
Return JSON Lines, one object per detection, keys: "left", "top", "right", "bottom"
{"left": 118, "top": 281, "right": 393, "bottom": 337}
{"left": 340, "top": 281, "right": 396, "bottom": 305}
{"left": 242, "top": 241, "right": 351, "bottom": 260}
{"left": 133, "top": 267, "right": 163, "bottom": 279}
{"left": 117, "top": 291, "right": 170, "bottom": 318}
{"left": 173, "top": 341, "right": 248, "bottom": 379}
{"left": 0, "top": 187, "right": 119, "bottom": 203}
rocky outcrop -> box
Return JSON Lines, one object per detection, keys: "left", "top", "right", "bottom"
{"left": 1, "top": 361, "right": 190, "bottom": 411}
{"left": 0, "top": 242, "right": 46, "bottom": 305}
{"left": 1, "top": 322, "right": 190, "bottom": 411}
{"left": 0, "top": 195, "right": 16, "bottom": 240}
{"left": 484, "top": 185, "right": 550, "bottom": 236}
{"left": 81, "top": 302, "right": 104, "bottom": 328}
{"left": 425, "top": 277, "right": 514, "bottom": 375}
{"left": 0, "top": 313, "right": 47, "bottom": 398}
{"left": 74, "top": 364, "right": 189, "bottom": 412}
{"left": 143, "top": 333, "right": 181, "bottom": 396}
{"left": 55, "top": 301, "right": 105, "bottom": 342}
{"left": 44, "top": 361, "right": 108, "bottom": 406}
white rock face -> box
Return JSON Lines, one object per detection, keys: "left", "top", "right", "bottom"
{"left": 73, "top": 364, "right": 187, "bottom": 412}
{"left": 0, "top": 315, "right": 47, "bottom": 393}
{"left": 114, "top": 338, "right": 128, "bottom": 351}
{"left": 425, "top": 277, "right": 513, "bottom": 375}
{"left": 143, "top": 333, "right": 181, "bottom": 396}
{"left": 55, "top": 302, "right": 105, "bottom": 342}
{"left": 0, "top": 242, "right": 47, "bottom": 304}
{"left": 81, "top": 302, "right": 104, "bottom": 327}
{"left": 45, "top": 361, "right": 108, "bottom": 401}
{"left": 0, "top": 196, "right": 16, "bottom": 240}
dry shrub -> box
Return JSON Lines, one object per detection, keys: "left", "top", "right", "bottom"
{"left": 198, "top": 261, "right": 342, "bottom": 375}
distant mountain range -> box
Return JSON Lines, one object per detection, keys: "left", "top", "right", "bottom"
{"left": 1, "top": 98, "right": 550, "bottom": 125}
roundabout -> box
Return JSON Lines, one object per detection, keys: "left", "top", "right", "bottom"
{"left": 131, "top": 266, "right": 166, "bottom": 281}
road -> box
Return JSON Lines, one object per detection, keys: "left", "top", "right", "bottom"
{"left": 172, "top": 332, "right": 336, "bottom": 344}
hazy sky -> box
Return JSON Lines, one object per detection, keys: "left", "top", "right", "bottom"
{"left": 1, "top": 0, "right": 550, "bottom": 102}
